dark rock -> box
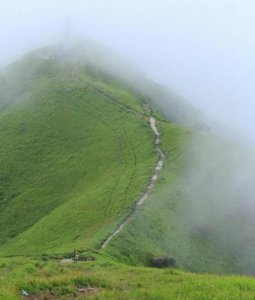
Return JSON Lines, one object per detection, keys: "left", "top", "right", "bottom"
{"left": 150, "top": 256, "right": 176, "bottom": 268}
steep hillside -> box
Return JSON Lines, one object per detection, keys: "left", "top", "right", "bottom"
{"left": 105, "top": 121, "right": 255, "bottom": 275}
{"left": 0, "top": 48, "right": 157, "bottom": 255}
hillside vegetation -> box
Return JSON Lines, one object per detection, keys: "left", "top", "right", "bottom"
{"left": 0, "top": 48, "right": 156, "bottom": 255}
{"left": 1, "top": 256, "right": 255, "bottom": 300}
{"left": 105, "top": 120, "right": 255, "bottom": 275}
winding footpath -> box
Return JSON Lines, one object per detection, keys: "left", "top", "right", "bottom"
{"left": 101, "top": 116, "right": 165, "bottom": 249}
{"left": 70, "top": 66, "right": 165, "bottom": 250}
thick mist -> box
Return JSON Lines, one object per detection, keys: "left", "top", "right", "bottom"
{"left": 171, "top": 132, "right": 255, "bottom": 274}
{"left": 1, "top": 0, "right": 255, "bottom": 139}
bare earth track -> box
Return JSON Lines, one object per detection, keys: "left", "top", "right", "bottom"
{"left": 101, "top": 116, "right": 165, "bottom": 249}
{"left": 71, "top": 66, "right": 165, "bottom": 250}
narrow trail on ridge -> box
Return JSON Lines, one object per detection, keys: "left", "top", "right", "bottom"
{"left": 70, "top": 65, "right": 165, "bottom": 250}
{"left": 101, "top": 116, "right": 165, "bottom": 249}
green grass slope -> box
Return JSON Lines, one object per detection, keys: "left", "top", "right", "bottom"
{"left": 105, "top": 120, "right": 255, "bottom": 275}
{"left": 0, "top": 51, "right": 156, "bottom": 255}
{"left": 1, "top": 256, "right": 255, "bottom": 300}
{"left": 104, "top": 122, "right": 190, "bottom": 264}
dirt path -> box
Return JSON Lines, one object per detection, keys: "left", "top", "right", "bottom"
{"left": 70, "top": 66, "right": 165, "bottom": 250}
{"left": 101, "top": 116, "right": 165, "bottom": 249}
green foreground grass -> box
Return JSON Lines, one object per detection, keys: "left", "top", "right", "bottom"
{"left": 1, "top": 256, "right": 255, "bottom": 300}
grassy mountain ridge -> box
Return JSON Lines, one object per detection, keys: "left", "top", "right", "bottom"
{"left": 0, "top": 49, "right": 157, "bottom": 255}
{"left": 0, "top": 40, "right": 205, "bottom": 256}
{"left": 1, "top": 42, "right": 255, "bottom": 299}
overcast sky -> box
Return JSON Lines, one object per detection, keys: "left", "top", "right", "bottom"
{"left": 1, "top": 0, "right": 255, "bottom": 139}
